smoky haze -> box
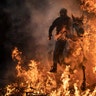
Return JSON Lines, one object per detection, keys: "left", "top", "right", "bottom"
{"left": 6, "top": 0, "right": 82, "bottom": 62}
{"left": 27, "top": 0, "right": 82, "bottom": 62}
{"left": 0, "top": 0, "right": 82, "bottom": 87}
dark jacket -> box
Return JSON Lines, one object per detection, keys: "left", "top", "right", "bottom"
{"left": 49, "top": 15, "right": 71, "bottom": 37}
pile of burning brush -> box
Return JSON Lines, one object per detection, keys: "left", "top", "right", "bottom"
{"left": 1, "top": 0, "right": 96, "bottom": 95}
{"left": 0, "top": 47, "right": 95, "bottom": 96}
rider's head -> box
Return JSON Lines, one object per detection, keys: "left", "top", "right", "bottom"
{"left": 60, "top": 8, "right": 67, "bottom": 17}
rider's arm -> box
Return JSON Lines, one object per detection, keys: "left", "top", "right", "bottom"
{"left": 48, "top": 19, "right": 57, "bottom": 40}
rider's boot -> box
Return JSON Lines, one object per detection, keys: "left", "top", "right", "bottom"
{"left": 50, "top": 63, "right": 57, "bottom": 73}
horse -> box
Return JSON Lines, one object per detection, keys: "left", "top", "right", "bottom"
{"left": 50, "top": 14, "right": 86, "bottom": 91}
{"left": 65, "top": 15, "right": 86, "bottom": 90}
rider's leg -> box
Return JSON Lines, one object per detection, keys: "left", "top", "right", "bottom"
{"left": 58, "top": 40, "right": 66, "bottom": 64}
{"left": 50, "top": 40, "right": 66, "bottom": 72}
{"left": 50, "top": 41, "right": 59, "bottom": 72}
{"left": 50, "top": 48, "right": 58, "bottom": 72}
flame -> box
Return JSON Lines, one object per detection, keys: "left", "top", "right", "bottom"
{"left": 1, "top": 0, "right": 96, "bottom": 95}
{"left": 5, "top": 84, "right": 15, "bottom": 96}
{"left": 3, "top": 44, "right": 96, "bottom": 95}
{"left": 61, "top": 66, "right": 70, "bottom": 95}
{"left": 74, "top": 83, "right": 80, "bottom": 96}
{"left": 5, "top": 47, "right": 57, "bottom": 95}
{"left": 81, "top": 0, "right": 96, "bottom": 14}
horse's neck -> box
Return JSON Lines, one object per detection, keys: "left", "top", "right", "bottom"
{"left": 70, "top": 24, "right": 76, "bottom": 35}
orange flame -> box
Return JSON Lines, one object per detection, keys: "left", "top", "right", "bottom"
{"left": 3, "top": 0, "right": 96, "bottom": 95}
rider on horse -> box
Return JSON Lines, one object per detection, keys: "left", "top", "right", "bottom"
{"left": 48, "top": 8, "right": 72, "bottom": 72}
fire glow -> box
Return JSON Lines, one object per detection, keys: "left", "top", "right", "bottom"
{"left": 1, "top": 0, "right": 96, "bottom": 95}
{"left": 3, "top": 47, "right": 96, "bottom": 95}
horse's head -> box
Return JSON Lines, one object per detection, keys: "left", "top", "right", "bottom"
{"left": 72, "top": 15, "right": 84, "bottom": 37}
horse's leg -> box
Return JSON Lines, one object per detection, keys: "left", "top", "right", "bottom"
{"left": 50, "top": 62, "right": 57, "bottom": 72}
{"left": 81, "top": 65, "right": 86, "bottom": 91}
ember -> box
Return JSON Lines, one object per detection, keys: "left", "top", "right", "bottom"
{"left": 26, "top": 92, "right": 47, "bottom": 96}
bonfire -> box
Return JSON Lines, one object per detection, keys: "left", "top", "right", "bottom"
{"left": 1, "top": 0, "right": 96, "bottom": 96}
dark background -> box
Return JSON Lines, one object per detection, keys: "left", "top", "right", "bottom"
{"left": 0, "top": 0, "right": 81, "bottom": 87}
{"left": 0, "top": 0, "right": 52, "bottom": 87}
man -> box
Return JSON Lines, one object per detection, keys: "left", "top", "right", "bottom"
{"left": 48, "top": 8, "right": 72, "bottom": 72}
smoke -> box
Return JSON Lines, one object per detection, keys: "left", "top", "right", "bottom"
{"left": 27, "top": 0, "right": 96, "bottom": 88}
{"left": 0, "top": 0, "right": 83, "bottom": 87}
{"left": 25, "top": 0, "right": 96, "bottom": 87}
{"left": 26, "top": 0, "right": 82, "bottom": 63}
{"left": 4, "top": 0, "right": 82, "bottom": 62}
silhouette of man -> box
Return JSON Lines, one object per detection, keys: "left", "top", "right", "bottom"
{"left": 48, "top": 8, "right": 72, "bottom": 72}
